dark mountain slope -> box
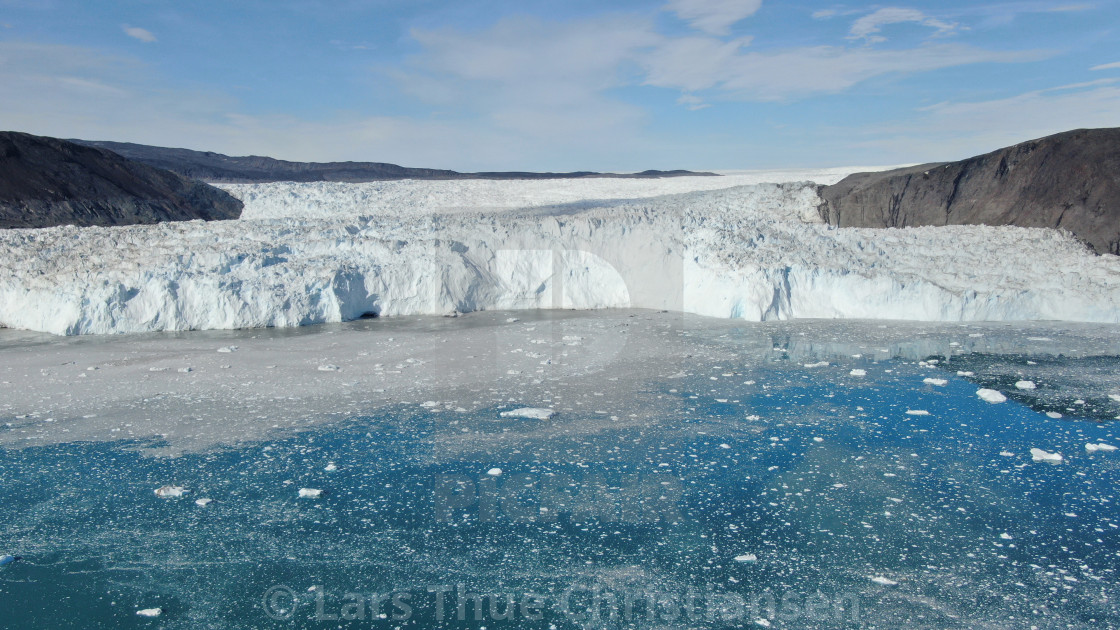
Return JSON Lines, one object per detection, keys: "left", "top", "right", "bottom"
{"left": 818, "top": 128, "right": 1120, "bottom": 254}
{"left": 0, "top": 132, "right": 242, "bottom": 229}
{"left": 73, "top": 140, "right": 717, "bottom": 183}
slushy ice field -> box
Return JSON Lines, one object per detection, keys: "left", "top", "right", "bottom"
{"left": 1, "top": 311, "right": 1120, "bottom": 628}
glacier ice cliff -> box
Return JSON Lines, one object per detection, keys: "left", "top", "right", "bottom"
{"left": 0, "top": 171, "right": 1118, "bottom": 335}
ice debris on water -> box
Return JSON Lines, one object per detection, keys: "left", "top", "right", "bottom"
{"left": 154, "top": 485, "right": 186, "bottom": 498}
{"left": 486, "top": 468, "right": 503, "bottom": 476}
{"left": 977, "top": 389, "right": 1007, "bottom": 403}
{"left": 195, "top": 498, "right": 213, "bottom": 507}
{"left": 136, "top": 608, "right": 162, "bottom": 618}
{"left": 1030, "top": 448, "right": 1063, "bottom": 464}
{"left": 849, "top": 369, "right": 866, "bottom": 377}
{"left": 923, "top": 378, "right": 947, "bottom": 386}
{"left": 734, "top": 554, "right": 758, "bottom": 563}
{"left": 1015, "top": 380, "right": 1037, "bottom": 390}
{"left": 870, "top": 576, "right": 898, "bottom": 586}
{"left": 317, "top": 364, "right": 341, "bottom": 372}
{"left": 298, "top": 488, "right": 323, "bottom": 499}
{"left": 1085, "top": 443, "right": 1118, "bottom": 454}
{"left": 217, "top": 346, "right": 238, "bottom": 353}
{"left": 499, "top": 408, "right": 557, "bottom": 420}
{"left": 906, "top": 410, "right": 930, "bottom": 416}
{"left": 0, "top": 555, "right": 19, "bottom": 568}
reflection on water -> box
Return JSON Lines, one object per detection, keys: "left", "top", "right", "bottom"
{"left": 1, "top": 313, "right": 1119, "bottom": 628}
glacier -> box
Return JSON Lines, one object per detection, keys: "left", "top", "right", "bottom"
{"left": 1, "top": 168, "right": 1119, "bottom": 335}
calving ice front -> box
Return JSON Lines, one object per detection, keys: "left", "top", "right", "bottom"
{"left": 0, "top": 171, "right": 1118, "bottom": 335}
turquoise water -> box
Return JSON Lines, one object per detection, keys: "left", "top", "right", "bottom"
{"left": 2, "top": 320, "right": 1119, "bottom": 628}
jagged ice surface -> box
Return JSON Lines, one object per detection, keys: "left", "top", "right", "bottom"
{"left": 1, "top": 169, "right": 1118, "bottom": 335}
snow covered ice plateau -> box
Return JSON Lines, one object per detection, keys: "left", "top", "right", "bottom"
{"left": 1, "top": 169, "right": 1120, "bottom": 628}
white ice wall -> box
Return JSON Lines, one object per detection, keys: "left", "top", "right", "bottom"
{"left": 1, "top": 178, "right": 1118, "bottom": 335}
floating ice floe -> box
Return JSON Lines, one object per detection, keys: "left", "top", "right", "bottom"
{"left": 977, "top": 389, "right": 1007, "bottom": 403}
{"left": 324, "top": 463, "right": 338, "bottom": 472}
{"left": 0, "top": 555, "right": 18, "bottom": 567}
{"left": 734, "top": 553, "right": 758, "bottom": 563}
{"left": 1109, "top": 394, "right": 1120, "bottom": 402}
{"left": 849, "top": 369, "right": 866, "bottom": 377}
{"left": 317, "top": 364, "right": 341, "bottom": 372}
{"left": 499, "top": 408, "right": 557, "bottom": 420}
{"left": 1030, "top": 448, "right": 1063, "bottom": 464}
{"left": 194, "top": 498, "right": 213, "bottom": 507}
{"left": 177, "top": 367, "right": 192, "bottom": 373}
{"left": 486, "top": 468, "right": 503, "bottom": 476}
{"left": 803, "top": 361, "right": 829, "bottom": 368}
{"left": 298, "top": 488, "right": 323, "bottom": 499}
{"left": 923, "top": 378, "right": 947, "bottom": 386}
{"left": 1046, "top": 411, "right": 1063, "bottom": 419}
{"left": 217, "top": 346, "right": 238, "bottom": 353}
{"left": 1085, "top": 443, "right": 1118, "bottom": 454}
{"left": 1015, "top": 380, "right": 1037, "bottom": 390}
{"left": 999, "top": 451, "right": 1015, "bottom": 457}
{"left": 136, "top": 608, "right": 162, "bottom": 618}
{"left": 957, "top": 371, "right": 975, "bottom": 377}
{"left": 870, "top": 576, "right": 898, "bottom": 586}
{"left": 154, "top": 485, "right": 186, "bottom": 498}
{"left": 906, "top": 410, "right": 931, "bottom": 416}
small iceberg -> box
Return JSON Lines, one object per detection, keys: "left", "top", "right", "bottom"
{"left": 0, "top": 555, "right": 20, "bottom": 568}
{"left": 154, "top": 485, "right": 186, "bottom": 498}
{"left": 922, "top": 378, "right": 947, "bottom": 386}
{"left": 977, "top": 389, "right": 1007, "bottom": 403}
{"left": 734, "top": 553, "right": 758, "bottom": 563}
{"left": 136, "top": 608, "right": 163, "bottom": 618}
{"left": 1030, "top": 448, "right": 1063, "bottom": 464}
{"left": 1086, "top": 443, "right": 1118, "bottom": 454}
{"left": 1015, "top": 380, "right": 1037, "bottom": 390}
{"left": 499, "top": 408, "right": 557, "bottom": 420}
{"left": 298, "top": 488, "right": 323, "bottom": 499}
{"left": 849, "top": 369, "right": 866, "bottom": 377}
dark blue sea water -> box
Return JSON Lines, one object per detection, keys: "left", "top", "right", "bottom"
{"left": 1, "top": 316, "right": 1119, "bottom": 628}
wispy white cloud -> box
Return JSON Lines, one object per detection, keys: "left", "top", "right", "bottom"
{"left": 676, "top": 94, "right": 710, "bottom": 110}
{"left": 122, "top": 24, "right": 157, "bottom": 43}
{"left": 1091, "top": 61, "right": 1120, "bottom": 71}
{"left": 855, "top": 80, "right": 1120, "bottom": 162}
{"left": 665, "top": 0, "right": 763, "bottom": 35}
{"left": 1046, "top": 4, "right": 1094, "bottom": 12}
{"left": 643, "top": 42, "right": 1047, "bottom": 101}
{"left": 811, "top": 9, "right": 838, "bottom": 20}
{"left": 963, "top": 2, "right": 1094, "bottom": 27}
{"left": 849, "top": 8, "right": 958, "bottom": 43}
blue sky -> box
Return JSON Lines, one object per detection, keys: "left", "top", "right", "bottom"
{"left": 1, "top": 0, "right": 1118, "bottom": 170}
